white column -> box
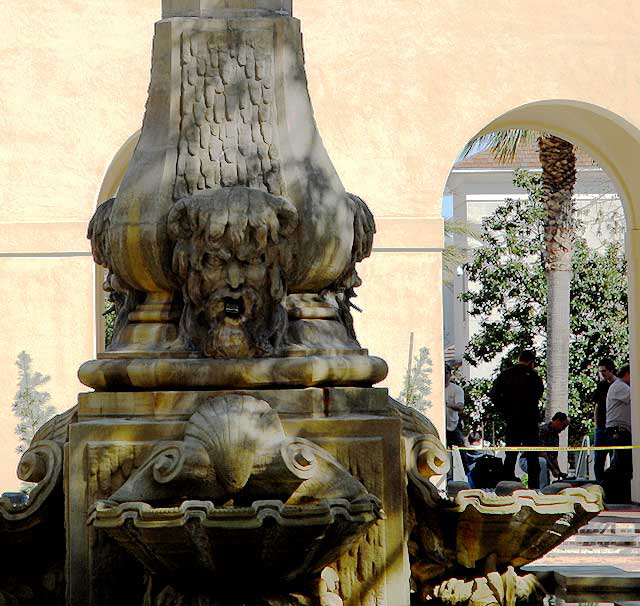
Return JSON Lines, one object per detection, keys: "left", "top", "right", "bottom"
{"left": 451, "top": 189, "right": 470, "bottom": 378}
{"left": 625, "top": 229, "right": 640, "bottom": 503}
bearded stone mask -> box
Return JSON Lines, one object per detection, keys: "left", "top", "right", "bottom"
{"left": 167, "top": 187, "right": 298, "bottom": 358}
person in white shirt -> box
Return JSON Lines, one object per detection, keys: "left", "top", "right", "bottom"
{"left": 605, "top": 364, "right": 632, "bottom": 502}
{"left": 445, "top": 365, "right": 467, "bottom": 476}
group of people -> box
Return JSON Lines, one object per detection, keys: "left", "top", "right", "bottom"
{"left": 445, "top": 352, "right": 633, "bottom": 498}
{"left": 590, "top": 358, "right": 632, "bottom": 501}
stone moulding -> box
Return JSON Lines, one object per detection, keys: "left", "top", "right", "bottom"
{"left": 452, "top": 485, "right": 603, "bottom": 516}
{"left": 78, "top": 354, "right": 388, "bottom": 390}
{"left": 90, "top": 497, "right": 381, "bottom": 528}
{"left": 89, "top": 498, "right": 382, "bottom": 581}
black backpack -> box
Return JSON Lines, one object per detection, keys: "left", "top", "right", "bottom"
{"left": 470, "top": 455, "right": 504, "bottom": 489}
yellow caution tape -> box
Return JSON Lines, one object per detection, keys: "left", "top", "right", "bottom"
{"left": 449, "top": 444, "right": 639, "bottom": 452}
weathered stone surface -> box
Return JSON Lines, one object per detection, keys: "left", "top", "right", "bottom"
{"left": 167, "top": 187, "right": 297, "bottom": 357}
{"left": 78, "top": 386, "right": 389, "bottom": 419}
{"left": 162, "top": 0, "right": 293, "bottom": 18}
{"left": 78, "top": 354, "right": 388, "bottom": 390}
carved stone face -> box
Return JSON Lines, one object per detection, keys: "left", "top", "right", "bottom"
{"left": 198, "top": 245, "right": 274, "bottom": 358}
{"left": 168, "top": 187, "right": 297, "bottom": 358}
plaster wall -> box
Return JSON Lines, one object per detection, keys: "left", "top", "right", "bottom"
{"left": 2, "top": 0, "right": 640, "bottom": 492}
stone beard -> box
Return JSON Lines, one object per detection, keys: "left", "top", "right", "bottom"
{"left": 167, "top": 187, "right": 297, "bottom": 358}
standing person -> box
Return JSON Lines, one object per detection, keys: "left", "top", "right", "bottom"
{"left": 519, "top": 412, "right": 569, "bottom": 488}
{"left": 590, "top": 358, "right": 616, "bottom": 483}
{"left": 605, "top": 364, "right": 632, "bottom": 502}
{"left": 489, "top": 350, "right": 544, "bottom": 488}
{"left": 445, "top": 365, "right": 466, "bottom": 478}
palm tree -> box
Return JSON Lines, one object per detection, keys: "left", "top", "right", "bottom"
{"left": 461, "top": 130, "right": 577, "bottom": 422}
{"left": 442, "top": 218, "right": 480, "bottom": 285}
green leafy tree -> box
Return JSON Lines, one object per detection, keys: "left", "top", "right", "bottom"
{"left": 399, "top": 346, "right": 433, "bottom": 415}
{"left": 104, "top": 291, "right": 115, "bottom": 348}
{"left": 12, "top": 351, "right": 56, "bottom": 454}
{"left": 461, "top": 170, "right": 628, "bottom": 444}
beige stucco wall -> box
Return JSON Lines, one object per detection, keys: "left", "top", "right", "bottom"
{"left": 4, "top": 0, "right": 640, "bottom": 493}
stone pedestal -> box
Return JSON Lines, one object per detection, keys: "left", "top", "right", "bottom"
{"left": 66, "top": 387, "right": 409, "bottom": 606}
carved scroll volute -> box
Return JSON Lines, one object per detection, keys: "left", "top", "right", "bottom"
{"left": 277, "top": 438, "right": 375, "bottom": 506}
{"left": 109, "top": 440, "right": 217, "bottom": 504}
{"left": 405, "top": 435, "right": 449, "bottom": 508}
{"left": 411, "top": 435, "right": 449, "bottom": 482}
{"left": 0, "top": 440, "right": 64, "bottom": 522}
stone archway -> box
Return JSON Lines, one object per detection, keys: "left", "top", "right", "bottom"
{"left": 453, "top": 99, "right": 640, "bottom": 501}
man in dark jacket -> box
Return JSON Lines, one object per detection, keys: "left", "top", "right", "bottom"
{"left": 590, "top": 358, "right": 616, "bottom": 483}
{"left": 490, "top": 350, "right": 544, "bottom": 488}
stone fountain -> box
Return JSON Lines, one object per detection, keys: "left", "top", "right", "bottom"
{"left": 0, "top": 2, "right": 603, "bottom": 605}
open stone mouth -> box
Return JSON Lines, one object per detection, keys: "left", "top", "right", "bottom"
{"left": 223, "top": 296, "right": 245, "bottom": 318}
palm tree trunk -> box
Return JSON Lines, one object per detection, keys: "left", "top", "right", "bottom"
{"left": 538, "top": 135, "right": 576, "bottom": 465}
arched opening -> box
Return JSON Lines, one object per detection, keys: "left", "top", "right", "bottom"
{"left": 441, "top": 99, "right": 640, "bottom": 501}
{"left": 93, "top": 131, "right": 141, "bottom": 354}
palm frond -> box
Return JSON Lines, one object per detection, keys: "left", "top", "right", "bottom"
{"left": 442, "top": 218, "right": 481, "bottom": 284}
{"left": 460, "top": 129, "right": 545, "bottom": 164}
{"left": 444, "top": 218, "right": 481, "bottom": 240}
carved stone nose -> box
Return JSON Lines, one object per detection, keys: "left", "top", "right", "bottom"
{"left": 226, "top": 262, "right": 243, "bottom": 289}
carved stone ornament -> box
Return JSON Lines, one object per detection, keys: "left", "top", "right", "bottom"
{"left": 106, "top": 393, "right": 377, "bottom": 506}
{"left": 167, "top": 187, "right": 298, "bottom": 358}
{"left": 0, "top": 405, "right": 76, "bottom": 605}
{"left": 430, "top": 567, "right": 545, "bottom": 606}
{"left": 90, "top": 394, "right": 382, "bottom": 592}
{"left": 87, "top": 198, "right": 143, "bottom": 346}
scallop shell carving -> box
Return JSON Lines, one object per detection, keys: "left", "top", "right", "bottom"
{"left": 186, "top": 394, "right": 285, "bottom": 493}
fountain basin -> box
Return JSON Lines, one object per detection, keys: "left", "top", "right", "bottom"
{"left": 90, "top": 497, "right": 382, "bottom": 583}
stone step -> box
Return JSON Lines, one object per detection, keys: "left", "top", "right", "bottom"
{"left": 545, "top": 513, "right": 640, "bottom": 554}
{"left": 524, "top": 565, "right": 640, "bottom": 603}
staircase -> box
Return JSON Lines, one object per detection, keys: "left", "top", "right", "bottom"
{"left": 545, "top": 508, "right": 640, "bottom": 556}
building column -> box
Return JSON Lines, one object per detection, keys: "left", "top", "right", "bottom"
{"left": 625, "top": 229, "right": 640, "bottom": 503}
{"left": 451, "top": 189, "right": 470, "bottom": 378}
